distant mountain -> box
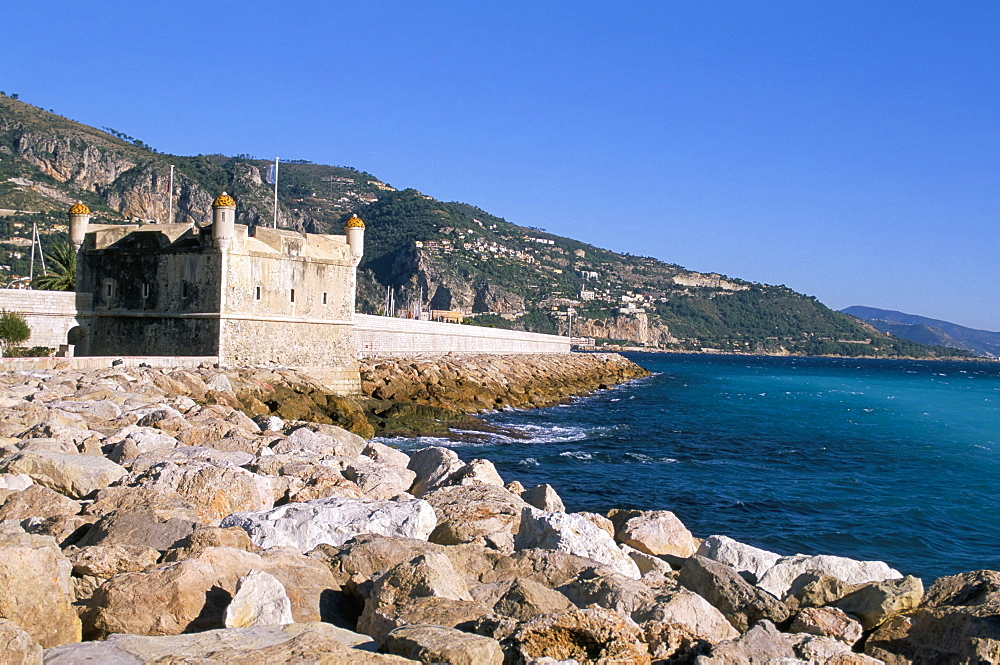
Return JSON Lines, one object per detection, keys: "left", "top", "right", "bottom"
{"left": 0, "top": 94, "right": 974, "bottom": 359}
{"left": 842, "top": 306, "right": 1000, "bottom": 358}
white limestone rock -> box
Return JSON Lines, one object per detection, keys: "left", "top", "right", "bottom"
{"left": 205, "top": 373, "right": 234, "bottom": 393}
{"left": 520, "top": 483, "right": 566, "bottom": 512}
{"left": 343, "top": 458, "right": 417, "bottom": 501}
{"left": 696, "top": 534, "right": 782, "bottom": 584}
{"left": 516, "top": 507, "right": 642, "bottom": 580}
{"left": 272, "top": 425, "right": 366, "bottom": 459}
{"left": 757, "top": 553, "right": 903, "bottom": 600}
{"left": 614, "top": 509, "right": 698, "bottom": 558}
{"left": 362, "top": 440, "right": 411, "bottom": 469}
{"left": 42, "top": 622, "right": 384, "bottom": 663}
{"left": 407, "top": 446, "right": 465, "bottom": 496}
{"left": 0, "top": 473, "right": 33, "bottom": 491}
{"left": 221, "top": 495, "right": 437, "bottom": 551}
{"left": 0, "top": 451, "right": 127, "bottom": 499}
{"left": 224, "top": 569, "right": 294, "bottom": 628}
{"left": 449, "top": 458, "right": 506, "bottom": 488}
{"left": 643, "top": 586, "right": 741, "bottom": 643}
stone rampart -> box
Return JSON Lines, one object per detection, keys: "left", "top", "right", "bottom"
{"left": 354, "top": 314, "right": 571, "bottom": 356}
{"left": 0, "top": 290, "right": 90, "bottom": 349}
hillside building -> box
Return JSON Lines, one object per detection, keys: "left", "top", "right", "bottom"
{"left": 68, "top": 196, "right": 365, "bottom": 390}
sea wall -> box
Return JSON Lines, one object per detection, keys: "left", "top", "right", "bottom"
{"left": 0, "top": 289, "right": 90, "bottom": 349}
{"left": 359, "top": 352, "right": 649, "bottom": 412}
{"left": 354, "top": 313, "right": 571, "bottom": 356}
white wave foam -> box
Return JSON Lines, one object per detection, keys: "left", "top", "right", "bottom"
{"left": 559, "top": 450, "right": 593, "bottom": 461}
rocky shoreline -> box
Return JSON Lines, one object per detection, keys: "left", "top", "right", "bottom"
{"left": 0, "top": 358, "right": 995, "bottom": 663}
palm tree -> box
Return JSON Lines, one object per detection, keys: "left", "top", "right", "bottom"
{"left": 32, "top": 241, "right": 76, "bottom": 291}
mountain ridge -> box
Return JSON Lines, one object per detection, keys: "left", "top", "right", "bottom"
{"left": 0, "top": 94, "right": 972, "bottom": 359}
{"left": 841, "top": 306, "right": 1000, "bottom": 358}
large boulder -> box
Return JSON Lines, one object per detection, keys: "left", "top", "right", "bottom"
{"left": 343, "top": 457, "right": 417, "bottom": 500}
{"left": 520, "top": 483, "right": 565, "bottom": 512}
{"left": 43, "top": 622, "right": 414, "bottom": 663}
{"left": 0, "top": 451, "right": 126, "bottom": 499}
{"left": 507, "top": 607, "right": 652, "bottom": 665}
{"left": 790, "top": 606, "right": 864, "bottom": 645}
{"left": 757, "top": 553, "right": 902, "bottom": 600}
{"left": 407, "top": 446, "right": 465, "bottom": 496}
{"left": 81, "top": 546, "right": 337, "bottom": 638}
{"left": 557, "top": 566, "right": 658, "bottom": 621}
{"left": 0, "top": 484, "right": 80, "bottom": 521}
{"left": 221, "top": 496, "right": 436, "bottom": 551}
{"left": 610, "top": 508, "right": 699, "bottom": 558}
{"left": 424, "top": 483, "right": 528, "bottom": 551}
{"left": 0, "top": 531, "right": 81, "bottom": 647}
{"left": 864, "top": 569, "right": 1000, "bottom": 664}
{"left": 480, "top": 547, "right": 617, "bottom": 589}
{"left": 383, "top": 624, "right": 504, "bottom": 665}
{"left": 358, "top": 596, "right": 491, "bottom": 648}
{"left": 0, "top": 618, "right": 42, "bottom": 665}
{"left": 472, "top": 577, "right": 574, "bottom": 621}
{"left": 223, "top": 569, "right": 294, "bottom": 628}
{"left": 833, "top": 575, "right": 924, "bottom": 630}
{"left": 516, "top": 507, "right": 642, "bottom": 579}
{"left": 76, "top": 507, "right": 199, "bottom": 550}
{"left": 639, "top": 586, "right": 740, "bottom": 643}
{"left": 678, "top": 555, "right": 790, "bottom": 632}
{"left": 69, "top": 544, "right": 161, "bottom": 578}
{"left": 696, "top": 534, "right": 782, "bottom": 584}
{"left": 131, "top": 460, "right": 281, "bottom": 522}
{"left": 272, "top": 424, "right": 366, "bottom": 458}
{"left": 105, "top": 426, "right": 178, "bottom": 464}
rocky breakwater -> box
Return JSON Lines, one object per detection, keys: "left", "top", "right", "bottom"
{"left": 0, "top": 365, "right": 994, "bottom": 663}
{"left": 360, "top": 351, "right": 650, "bottom": 417}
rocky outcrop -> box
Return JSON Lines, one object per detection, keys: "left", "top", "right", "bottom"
{"left": 0, "top": 362, "right": 992, "bottom": 662}
{"left": 360, "top": 352, "right": 651, "bottom": 414}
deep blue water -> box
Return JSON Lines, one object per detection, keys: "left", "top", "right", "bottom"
{"left": 385, "top": 353, "right": 1000, "bottom": 581}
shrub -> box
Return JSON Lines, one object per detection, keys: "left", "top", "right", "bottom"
{"left": 0, "top": 309, "right": 31, "bottom": 355}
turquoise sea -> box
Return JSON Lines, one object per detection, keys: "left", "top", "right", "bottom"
{"left": 388, "top": 353, "right": 1000, "bottom": 581}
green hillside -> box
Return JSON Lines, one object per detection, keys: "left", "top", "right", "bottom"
{"left": 0, "top": 93, "right": 972, "bottom": 359}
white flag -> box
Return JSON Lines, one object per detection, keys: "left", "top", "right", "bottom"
{"left": 266, "top": 163, "right": 276, "bottom": 184}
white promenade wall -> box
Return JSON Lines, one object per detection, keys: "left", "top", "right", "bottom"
{"left": 0, "top": 290, "right": 90, "bottom": 349}
{"left": 355, "top": 313, "right": 571, "bottom": 356}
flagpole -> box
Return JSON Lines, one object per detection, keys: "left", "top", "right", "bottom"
{"left": 28, "top": 222, "right": 36, "bottom": 286}
{"left": 272, "top": 157, "right": 279, "bottom": 229}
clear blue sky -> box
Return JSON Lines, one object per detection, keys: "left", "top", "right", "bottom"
{"left": 5, "top": 1, "right": 999, "bottom": 330}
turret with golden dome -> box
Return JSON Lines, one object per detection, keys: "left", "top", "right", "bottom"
{"left": 212, "top": 192, "right": 236, "bottom": 251}
{"left": 343, "top": 213, "right": 365, "bottom": 261}
{"left": 68, "top": 202, "right": 92, "bottom": 251}
{"left": 213, "top": 192, "right": 236, "bottom": 209}
{"left": 343, "top": 214, "right": 365, "bottom": 229}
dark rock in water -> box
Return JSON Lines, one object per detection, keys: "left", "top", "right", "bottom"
{"left": 363, "top": 400, "right": 484, "bottom": 437}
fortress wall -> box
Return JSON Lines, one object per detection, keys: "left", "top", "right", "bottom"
{"left": 0, "top": 355, "right": 216, "bottom": 371}
{"left": 0, "top": 290, "right": 89, "bottom": 348}
{"left": 354, "top": 313, "right": 571, "bottom": 356}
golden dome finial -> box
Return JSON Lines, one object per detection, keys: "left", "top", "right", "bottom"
{"left": 213, "top": 192, "right": 236, "bottom": 208}
{"left": 343, "top": 214, "right": 365, "bottom": 229}
{"left": 69, "top": 202, "right": 91, "bottom": 215}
